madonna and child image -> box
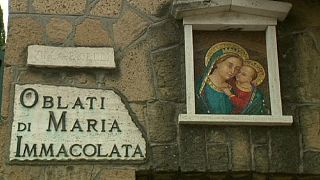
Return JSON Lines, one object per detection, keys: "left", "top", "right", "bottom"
{"left": 196, "top": 42, "right": 269, "bottom": 115}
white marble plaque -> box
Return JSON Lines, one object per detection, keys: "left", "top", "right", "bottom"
{"left": 10, "top": 84, "right": 146, "bottom": 161}
{"left": 27, "top": 45, "right": 116, "bottom": 68}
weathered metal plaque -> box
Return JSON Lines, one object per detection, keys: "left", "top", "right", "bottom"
{"left": 10, "top": 84, "right": 146, "bottom": 161}
{"left": 27, "top": 45, "right": 116, "bottom": 68}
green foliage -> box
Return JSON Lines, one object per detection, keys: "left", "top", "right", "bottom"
{"left": 0, "top": 6, "right": 5, "bottom": 51}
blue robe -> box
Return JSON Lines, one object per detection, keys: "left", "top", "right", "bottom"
{"left": 239, "top": 88, "right": 268, "bottom": 115}
{"left": 196, "top": 79, "right": 268, "bottom": 115}
{"left": 196, "top": 78, "right": 233, "bottom": 114}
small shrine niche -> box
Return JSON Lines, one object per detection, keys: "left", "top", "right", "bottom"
{"left": 171, "top": 0, "right": 293, "bottom": 126}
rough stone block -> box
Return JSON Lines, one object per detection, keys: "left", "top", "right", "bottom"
{"left": 180, "top": 126, "right": 206, "bottom": 172}
{"left": 158, "top": 87, "right": 182, "bottom": 102}
{"left": 176, "top": 103, "right": 187, "bottom": 115}
{"left": 129, "top": 103, "right": 147, "bottom": 130}
{"left": 153, "top": 173, "right": 178, "bottom": 180}
{"left": 151, "top": 46, "right": 183, "bottom": 102}
{"left": 269, "top": 175, "right": 295, "bottom": 180}
{"left": 252, "top": 173, "right": 268, "bottom": 180}
{"left": 278, "top": 1, "right": 320, "bottom": 34}
{"left": 5, "top": 18, "right": 45, "bottom": 66}
{"left": 44, "top": 166, "right": 102, "bottom": 180}
{"left": 75, "top": 19, "right": 112, "bottom": 47}
{"left": 46, "top": 18, "right": 72, "bottom": 45}
{"left": 279, "top": 28, "right": 320, "bottom": 103}
{"left": 17, "top": 68, "right": 96, "bottom": 88}
{"left": 147, "top": 101, "right": 177, "bottom": 143}
{"left": 9, "top": 0, "right": 28, "bottom": 13}
{"left": 303, "top": 151, "right": 320, "bottom": 174}
{"left": 207, "top": 144, "right": 229, "bottom": 172}
{"left": 32, "top": 0, "right": 86, "bottom": 15}
{"left": 130, "top": 103, "right": 147, "bottom": 121}
{"left": 230, "top": 173, "right": 252, "bottom": 179}
{"left": 61, "top": 71, "right": 97, "bottom": 88}
{"left": 146, "top": 20, "right": 182, "bottom": 50}
{"left": 254, "top": 145, "right": 269, "bottom": 173}
{"left": 227, "top": 127, "right": 251, "bottom": 171}
{"left": 299, "top": 106, "right": 320, "bottom": 151}
{"left": 180, "top": 173, "right": 210, "bottom": 180}
{"left": 278, "top": 34, "right": 298, "bottom": 103}
{"left": 1, "top": 166, "right": 44, "bottom": 180}
{"left": 282, "top": 102, "right": 296, "bottom": 121}
{"left": 151, "top": 144, "right": 179, "bottom": 171}
{"left": 208, "top": 174, "right": 227, "bottom": 180}
{"left": 270, "top": 126, "right": 300, "bottom": 173}
{"left": 0, "top": 120, "right": 10, "bottom": 163}
{"left": 298, "top": 175, "right": 320, "bottom": 180}
{"left": 99, "top": 169, "right": 135, "bottom": 180}
{"left": 17, "top": 68, "right": 60, "bottom": 84}
{"left": 1, "top": 67, "right": 14, "bottom": 118}
{"left": 90, "top": 0, "right": 122, "bottom": 17}
{"left": 113, "top": 10, "right": 149, "bottom": 49}
{"left": 292, "top": 29, "right": 320, "bottom": 103}
{"left": 206, "top": 128, "right": 227, "bottom": 144}
{"left": 128, "top": 0, "right": 172, "bottom": 17}
{"left": 105, "top": 41, "right": 155, "bottom": 101}
{"left": 136, "top": 174, "right": 149, "bottom": 180}
{"left": 251, "top": 127, "right": 268, "bottom": 145}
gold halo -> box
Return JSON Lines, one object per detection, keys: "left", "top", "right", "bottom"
{"left": 205, "top": 42, "right": 249, "bottom": 67}
{"left": 243, "top": 60, "right": 266, "bottom": 86}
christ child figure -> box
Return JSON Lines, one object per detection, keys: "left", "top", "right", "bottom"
{"left": 222, "top": 60, "right": 267, "bottom": 115}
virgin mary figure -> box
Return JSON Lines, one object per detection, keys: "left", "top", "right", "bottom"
{"left": 195, "top": 42, "right": 249, "bottom": 114}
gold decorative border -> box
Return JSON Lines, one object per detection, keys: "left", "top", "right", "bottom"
{"left": 205, "top": 42, "right": 249, "bottom": 67}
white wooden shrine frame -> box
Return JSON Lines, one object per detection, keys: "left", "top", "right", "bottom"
{"left": 179, "top": 12, "right": 293, "bottom": 126}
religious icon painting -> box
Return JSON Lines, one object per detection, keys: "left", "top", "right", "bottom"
{"left": 193, "top": 31, "right": 270, "bottom": 115}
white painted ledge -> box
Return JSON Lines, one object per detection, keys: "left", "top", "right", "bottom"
{"left": 172, "top": 0, "right": 292, "bottom": 21}
{"left": 183, "top": 12, "right": 277, "bottom": 31}
{"left": 179, "top": 114, "right": 293, "bottom": 126}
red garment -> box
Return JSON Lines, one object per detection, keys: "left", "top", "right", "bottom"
{"left": 230, "top": 87, "right": 252, "bottom": 114}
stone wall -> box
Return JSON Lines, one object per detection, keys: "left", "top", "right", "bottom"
{"left": 277, "top": 0, "right": 320, "bottom": 175}
{"left": 0, "top": 0, "right": 319, "bottom": 179}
